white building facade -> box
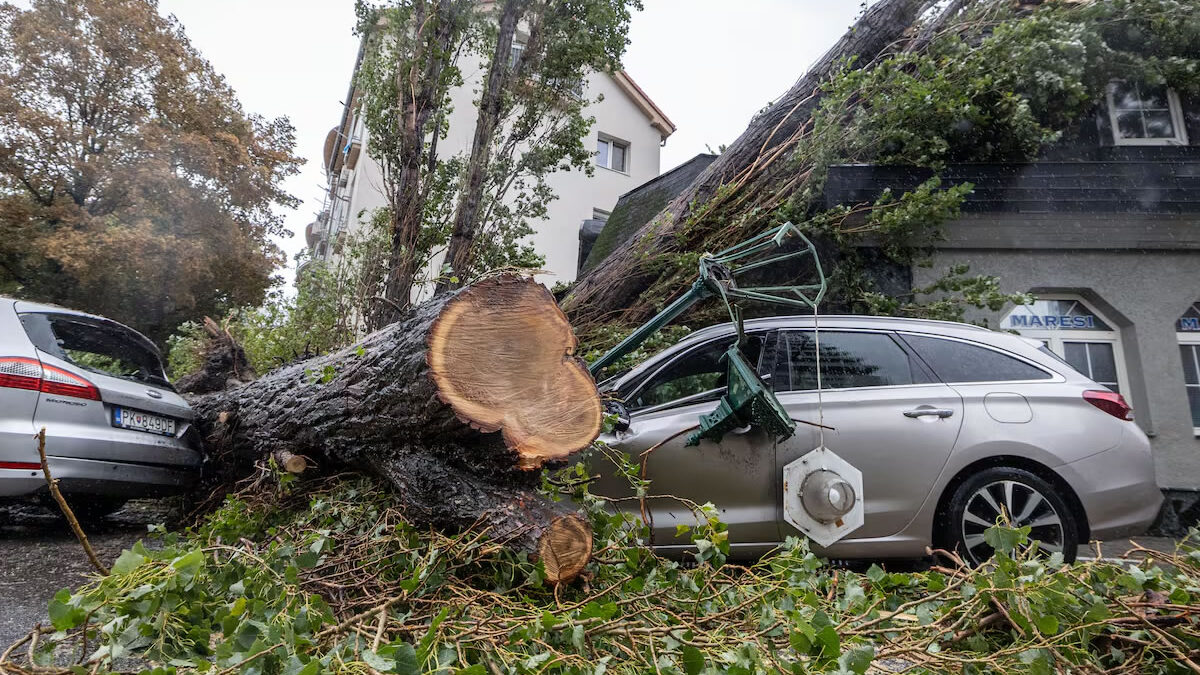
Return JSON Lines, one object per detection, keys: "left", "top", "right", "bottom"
{"left": 305, "top": 39, "right": 674, "bottom": 292}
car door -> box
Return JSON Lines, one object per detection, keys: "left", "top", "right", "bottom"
{"left": 594, "top": 333, "right": 780, "bottom": 551}
{"left": 771, "top": 329, "right": 965, "bottom": 541}
{"left": 17, "top": 308, "right": 197, "bottom": 467}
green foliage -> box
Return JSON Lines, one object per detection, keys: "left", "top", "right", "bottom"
{"left": 578, "top": 323, "right": 693, "bottom": 381}
{"left": 18, "top": 463, "right": 1200, "bottom": 674}
{"left": 594, "top": 0, "right": 1200, "bottom": 329}
{"left": 0, "top": 0, "right": 301, "bottom": 344}
{"left": 861, "top": 264, "right": 1035, "bottom": 324}
{"left": 166, "top": 220, "right": 390, "bottom": 378}
{"left": 352, "top": 0, "right": 638, "bottom": 310}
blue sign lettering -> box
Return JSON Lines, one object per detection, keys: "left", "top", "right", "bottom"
{"left": 1009, "top": 314, "right": 1095, "bottom": 330}
{"left": 1182, "top": 317, "right": 1200, "bottom": 331}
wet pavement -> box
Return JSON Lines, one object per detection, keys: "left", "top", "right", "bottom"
{"left": 0, "top": 500, "right": 179, "bottom": 649}
{"left": 0, "top": 499, "right": 1188, "bottom": 650}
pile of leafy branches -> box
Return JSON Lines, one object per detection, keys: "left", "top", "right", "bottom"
{"left": 4, "top": 450, "right": 1200, "bottom": 675}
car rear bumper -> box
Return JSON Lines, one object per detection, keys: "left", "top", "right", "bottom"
{"left": 1058, "top": 427, "right": 1163, "bottom": 541}
{"left": 0, "top": 455, "right": 199, "bottom": 498}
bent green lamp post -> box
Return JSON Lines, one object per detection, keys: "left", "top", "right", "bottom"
{"left": 587, "top": 222, "right": 828, "bottom": 446}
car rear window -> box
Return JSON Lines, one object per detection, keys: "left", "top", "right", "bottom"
{"left": 19, "top": 313, "right": 170, "bottom": 388}
{"left": 902, "top": 334, "right": 1052, "bottom": 384}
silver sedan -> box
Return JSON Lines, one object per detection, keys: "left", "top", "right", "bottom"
{"left": 594, "top": 315, "right": 1162, "bottom": 564}
{"left": 0, "top": 298, "right": 200, "bottom": 519}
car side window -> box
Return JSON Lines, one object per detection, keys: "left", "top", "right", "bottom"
{"left": 773, "top": 330, "right": 924, "bottom": 391}
{"left": 901, "top": 334, "right": 1052, "bottom": 383}
{"left": 629, "top": 335, "right": 763, "bottom": 410}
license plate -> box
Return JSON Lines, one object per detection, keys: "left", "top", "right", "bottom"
{"left": 113, "top": 407, "right": 176, "bottom": 436}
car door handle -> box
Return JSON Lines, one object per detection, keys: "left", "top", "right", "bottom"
{"left": 903, "top": 408, "right": 954, "bottom": 419}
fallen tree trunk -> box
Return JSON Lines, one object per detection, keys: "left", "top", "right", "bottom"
{"left": 562, "top": 0, "right": 931, "bottom": 328}
{"left": 187, "top": 275, "right": 602, "bottom": 583}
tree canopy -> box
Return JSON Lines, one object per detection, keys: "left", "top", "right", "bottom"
{"left": 0, "top": 0, "right": 301, "bottom": 343}
{"left": 353, "top": 0, "right": 640, "bottom": 328}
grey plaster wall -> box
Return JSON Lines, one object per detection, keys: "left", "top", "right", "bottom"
{"left": 914, "top": 249, "right": 1200, "bottom": 489}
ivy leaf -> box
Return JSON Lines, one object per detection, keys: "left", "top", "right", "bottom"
{"left": 983, "top": 525, "right": 1028, "bottom": 554}
{"left": 580, "top": 601, "right": 618, "bottom": 620}
{"left": 47, "top": 589, "right": 85, "bottom": 631}
{"left": 1034, "top": 614, "right": 1059, "bottom": 635}
{"left": 362, "top": 650, "right": 397, "bottom": 673}
{"left": 681, "top": 645, "right": 705, "bottom": 675}
{"left": 837, "top": 646, "right": 875, "bottom": 674}
{"left": 815, "top": 625, "right": 840, "bottom": 657}
{"left": 865, "top": 564, "right": 886, "bottom": 584}
{"left": 111, "top": 550, "right": 146, "bottom": 576}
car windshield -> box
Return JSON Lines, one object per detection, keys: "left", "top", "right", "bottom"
{"left": 22, "top": 313, "right": 171, "bottom": 388}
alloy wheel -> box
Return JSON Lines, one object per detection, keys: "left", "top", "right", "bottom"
{"left": 959, "top": 479, "right": 1065, "bottom": 565}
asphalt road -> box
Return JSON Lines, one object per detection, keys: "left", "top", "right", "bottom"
{"left": 0, "top": 500, "right": 177, "bottom": 650}
{"left": 0, "top": 501, "right": 1186, "bottom": 651}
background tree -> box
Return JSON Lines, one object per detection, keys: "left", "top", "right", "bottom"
{"left": 355, "top": 0, "right": 639, "bottom": 328}
{"left": 0, "top": 0, "right": 300, "bottom": 344}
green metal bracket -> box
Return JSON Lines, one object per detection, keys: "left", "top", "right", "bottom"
{"left": 589, "top": 222, "right": 828, "bottom": 445}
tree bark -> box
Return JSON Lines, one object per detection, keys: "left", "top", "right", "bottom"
{"left": 189, "top": 275, "right": 601, "bottom": 583}
{"left": 375, "top": 0, "right": 472, "bottom": 329}
{"left": 438, "top": 0, "right": 526, "bottom": 292}
{"left": 561, "top": 0, "right": 928, "bottom": 327}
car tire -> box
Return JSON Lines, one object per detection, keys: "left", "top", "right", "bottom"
{"left": 60, "top": 496, "right": 128, "bottom": 524}
{"left": 941, "top": 467, "right": 1079, "bottom": 566}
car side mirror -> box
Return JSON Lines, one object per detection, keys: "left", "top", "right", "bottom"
{"left": 604, "top": 399, "right": 631, "bottom": 433}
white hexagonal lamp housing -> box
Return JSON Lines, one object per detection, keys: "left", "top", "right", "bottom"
{"left": 782, "top": 446, "right": 865, "bottom": 548}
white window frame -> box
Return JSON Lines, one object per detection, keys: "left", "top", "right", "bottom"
{"left": 1178, "top": 320, "right": 1200, "bottom": 436}
{"left": 1003, "top": 295, "right": 1130, "bottom": 394}
{"left": 1106, "top": 81, "right": 1190, "bottom": 147}
{"left": 596, "top": 135, "right": 629, "bottom": 173}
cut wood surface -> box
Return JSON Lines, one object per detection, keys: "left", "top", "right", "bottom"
{"left": 188, "top": 275, "right": 601, "bottom": 583}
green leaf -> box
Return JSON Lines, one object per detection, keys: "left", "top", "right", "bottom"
{"left": 1034, "top": 614, "right": 1059, "bottom": 635}
{"left": 362, "top": 650, "right": 397, "bottom": 672}
{"left": 865, "top": 564, "right": 885, "bottom": 583}
{"left": 111, "top": 549, "right": 146, "bottom": 576}
{"left": 815, "top": 625, "right": 840, "bottom": 657}
{"left": 48, "top": 589, "right": 85, "bottom": 631}
{"left": 983, "top": 525, "right": 1028, "bottom": 553}
{"left": 681, "top": 645, "right": 705, "bottom": 675}
{"left": 838, "top": 646, "right": 875, "bottom": 674}
{"left": 580, "top": 601, "right": 618, "bottom": 620}
{"left": 390, "top": 642, "right": 419, "bottom": 675}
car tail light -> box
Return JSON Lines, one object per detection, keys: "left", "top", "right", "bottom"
{"left": 0, "top": 461, "right": 42, "bottom": 470}
{"left": 0, "top": 357, "right": 100, "bottom": 401}
{"left": 1084, "top": 390, "right": 1134, "bottom": 421}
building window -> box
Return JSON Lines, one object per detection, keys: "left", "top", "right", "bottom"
{"left": 596, "top": 136, "right": 628, "bottom": 173}
{"left": 1178, "top": 302, "right": 1200, "bottom": 434}
{"left": 592, "top": 208, "right": 610, "bottom": 222}
{"left": 1001, "top": 296, "right": 1128, "bottom": 393}
{"left": 1106, "top": 81, "right": 1189, "bottom": 146}
{"left": 509, "top": 42, "right": 525, "bottom": 70}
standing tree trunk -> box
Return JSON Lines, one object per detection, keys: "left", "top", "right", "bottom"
{"left": 438, "top": 0, "right": 527, "bottom": 292}
{"left": 189, "top": 275, "right": 602, "bottom": 583}
{"left": 561, "top": 0, "right": 929, "bottom": 328}
{"left": 374, "top": 0, "right": 473, "bottom": 329}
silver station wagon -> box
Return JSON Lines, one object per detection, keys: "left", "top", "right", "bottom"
{"left": 0, "top": 298, "right": 200, "bottom": 519}
{"left": 595, "top": 315, "right": 1162, "bottom": 564}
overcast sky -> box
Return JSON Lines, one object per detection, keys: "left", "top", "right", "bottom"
{"left": 153, "top": 1, "right": 865, "bottom": 280}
